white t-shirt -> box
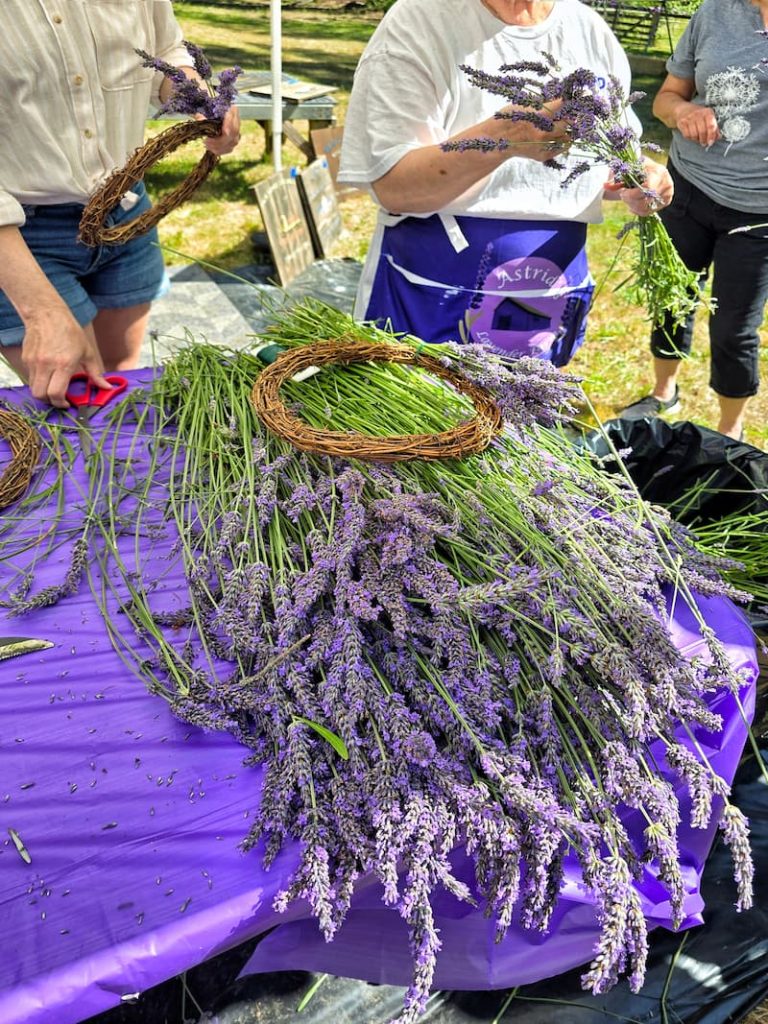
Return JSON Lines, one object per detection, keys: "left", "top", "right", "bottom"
{"left": 339, "top": 0, "right": 639, "bottom": 225}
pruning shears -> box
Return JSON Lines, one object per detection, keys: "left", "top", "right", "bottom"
{"left": 65, "top": 373, "right": 128, "bottom": 456}
{"left": 0, "top": 637, "right": 54, "bottom": 662}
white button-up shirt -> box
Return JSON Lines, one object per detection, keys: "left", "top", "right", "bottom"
{"left": 0, "top": 0, "right": 193, "bottom": 226}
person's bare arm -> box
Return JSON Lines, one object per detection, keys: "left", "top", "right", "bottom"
{"left": 653, "top": 73, "right": 720, "bottom": 148}
{"left": 371, "top": 104, "right": 568, "bottom": 214}
{"left": 0, "top": 225, "right": 111, "bottom": 406}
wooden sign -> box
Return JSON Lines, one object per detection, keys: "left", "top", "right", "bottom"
{"left": 296, "top": 159, "right": 343, "bottom": 258}
{"left": 253, "top": 171, "right": 315, "bottom": 286}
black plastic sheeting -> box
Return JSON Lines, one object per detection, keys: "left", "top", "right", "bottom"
{"left": 581, "top": 418, "right": 768, "bottom": 525}
{"left": 581, "top": 418, "right": 768, "bottom": 633}
{"left": 218, "top": 252, "right": 363, "bottom": 319}
{"left": 286, "top": 258, "right": 362, "bottom": 314}
{"left": 165, "top": 258, "right": 362, "bottom": 342}
{"left": 198, "top": 258, "right": 363, "bottom": 328}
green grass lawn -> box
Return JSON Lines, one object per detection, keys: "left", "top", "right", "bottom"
{"left": 147, "top": 3, "right": 767, "bottom": 447}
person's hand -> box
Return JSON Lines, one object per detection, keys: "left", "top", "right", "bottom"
{"left": 604, "top": 157, "right": 674, "bottom": 217}
{"left": 498, "top": 99, "right": 571, "bottom": 164}
{"left": 22, "top": 306, "right": 112, "bottom": 408}
{"left": 199, "top": 107, "right": 241, "bottom": 155}
{"left": 675, "top": 103, "right": 720, "bottom": 148}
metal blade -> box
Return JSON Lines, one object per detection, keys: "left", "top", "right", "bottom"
{"left": 0, "top": 638, "right": 54, "bottom": 662}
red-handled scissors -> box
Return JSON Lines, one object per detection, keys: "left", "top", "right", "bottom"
{"left": 65, "top": 373, "right": 129, "bottom": 455}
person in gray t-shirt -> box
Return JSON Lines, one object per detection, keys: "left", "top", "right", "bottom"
{"left": 619, "top": 0, "right": 768, "bottom": 441}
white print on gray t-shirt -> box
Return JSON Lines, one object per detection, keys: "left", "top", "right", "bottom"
{"left": 704, "top": 66, "right": 761, "bottom": 153}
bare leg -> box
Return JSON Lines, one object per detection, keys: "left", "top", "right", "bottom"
{"left": 650, "top": 356, "right": 682, "bottom": 402}
{"left": 717, "top": 395, "right": 748, "bottom": 440}
{"left": 92, "top": 302, "right": 151, "bottom": 371}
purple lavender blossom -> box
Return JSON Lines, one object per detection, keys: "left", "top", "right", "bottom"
{"left": 181, "top": 40, "right": 212, "bottom": 81}
{"left": 442, "top": 56, "right": 648, "bottom": 194}
{"left": 136, "top": 43, "right": 242, "bottom": 120}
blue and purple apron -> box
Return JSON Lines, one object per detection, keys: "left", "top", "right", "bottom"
{"left": 362, "top": 213, "right": 594, "bottom": 367}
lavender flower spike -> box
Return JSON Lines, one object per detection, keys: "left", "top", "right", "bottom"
{"left": 182, "top": 40, "right": 212, "bottom": 81}
{"left": 136, "top": 42, "right": 242, "bottom": 121}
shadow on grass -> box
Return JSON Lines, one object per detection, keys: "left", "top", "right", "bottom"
{"left": 146, "top": 160, "right": 262, "bottom": 203}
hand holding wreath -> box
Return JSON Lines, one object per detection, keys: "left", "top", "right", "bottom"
{"left": 78, "top": 43, "right": 242, "bottom": 247}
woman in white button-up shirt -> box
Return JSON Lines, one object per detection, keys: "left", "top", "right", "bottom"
{"left": 0, "top": 0, "right": 239, "bottom": 407}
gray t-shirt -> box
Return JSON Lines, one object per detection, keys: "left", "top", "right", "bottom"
{"left": 667, "top": 0, "right": 768, "bottom": 213}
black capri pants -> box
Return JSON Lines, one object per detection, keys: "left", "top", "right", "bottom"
{"left": 651, "top": 159, "right": 768, "bottom": 399}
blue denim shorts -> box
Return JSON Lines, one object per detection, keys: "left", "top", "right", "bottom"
{"left": 0, "top": 180, "right": 169, "bottom": 347}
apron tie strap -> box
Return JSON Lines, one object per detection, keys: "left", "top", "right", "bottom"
{"left": 439, "top": 213, "right": 470, "bottom": 253}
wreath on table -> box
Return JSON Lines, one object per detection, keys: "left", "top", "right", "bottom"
{"left": 251, "top": 338, "right": 504, "bottom": 461}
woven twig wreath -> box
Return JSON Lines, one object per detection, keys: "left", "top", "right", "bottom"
{"left": 0, "top": 408, "right": 41, "bottom": 510}
{"left": 251, "top": 339, "right": 503, "bottom": 462}
{"left": 78, "top": 119, "right": 221, "bottom": 246}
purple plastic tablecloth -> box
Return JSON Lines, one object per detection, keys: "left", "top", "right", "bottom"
{"left": 0, "top": 370, "right": 758, "bottom": 1024}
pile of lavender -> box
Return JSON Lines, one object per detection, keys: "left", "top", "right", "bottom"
{"left": 443, "top": 54, "right": 701, "bottom": 338}
{"left": 0, "top": 303, "right": 755, "bottom": 1024}
{"left": 137, "top": 40, "right": 242, "bottom": 120}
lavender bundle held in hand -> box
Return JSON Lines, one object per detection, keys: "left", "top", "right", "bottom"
{"left": 137, "top": 40, "right": 242, "bottom": 121}
{"left": 443, "top": 54, "right": 701, "bottom": 336}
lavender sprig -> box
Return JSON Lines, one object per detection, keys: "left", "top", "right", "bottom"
{"left": 181, "top": 39, "right": 212, "bottom": 82}
{"left": 136, "top": 42, "right": 242, "bottom": 120}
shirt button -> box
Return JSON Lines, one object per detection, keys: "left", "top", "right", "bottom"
{"left": 83, "top": 128, "right": 94, "bottom": 139}
{"left": 73, "top": 74, "right": 84, "bottom": 86}
{"left": 52, "top": 13, "right": 63, "bottom": 23}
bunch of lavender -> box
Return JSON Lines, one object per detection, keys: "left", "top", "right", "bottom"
{"left": 136, "top": 40, "right": 242, "bottom": 120}
{"left": 72, "top": 304, "right": 754, "bottom": 1023}
{"left": 442, "top": 54, "right": 702, "bottom": 337}
{"left": 8, "top": 304, "right": 754, "bottom": 1024}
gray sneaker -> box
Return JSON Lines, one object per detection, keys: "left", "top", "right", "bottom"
{"left": 618, "top": 387, "right": 681, "bottom": 421}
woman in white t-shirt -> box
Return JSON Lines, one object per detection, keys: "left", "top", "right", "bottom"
{"left": 339, "top": 0, "right": 671, "bottom": 365}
